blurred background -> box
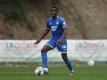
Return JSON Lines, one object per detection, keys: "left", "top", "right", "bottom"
{"left": 0, "top": 0, "right": 107, "bottom": 80}
{"left": 0, "top": 0, "right": 107, "bottom": 39}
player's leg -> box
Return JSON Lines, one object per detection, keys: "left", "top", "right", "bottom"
{"left": 57, "top": 39, "right": 73, "bottom": 75}
{"left": 61, "top": 53, "right": 73, "bottom": 75}
{"left": 41, "top": 39, "right": 56, "bottom": 73}
{"left": 41, "top": 45, "right": 53, "bottom": 69}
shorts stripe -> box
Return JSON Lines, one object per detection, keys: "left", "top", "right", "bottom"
{"left": 45, "top": 44, "right": 54, "bottom": 49}
{"left": 60, "top": 51, "right": 67, "bottom": 53}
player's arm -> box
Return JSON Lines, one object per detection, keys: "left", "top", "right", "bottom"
{"left": 34, "top": 28, "right": 50, "bottom": 44}
{"left": 60, "top": 27, "right": 68, "bottom": 40}
{"left": 56, "top": 18, "right": 68, "bottom": 46}
{"left": 56, "top": 27, "right": 68, "bottom": 46}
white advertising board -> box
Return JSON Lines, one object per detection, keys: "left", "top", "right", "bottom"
{"left": 0, "top": 40, "right": 107, "bottom": 62}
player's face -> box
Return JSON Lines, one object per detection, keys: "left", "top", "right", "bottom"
{"left": 51, "top": 8, "right": 58, "bottom": 19}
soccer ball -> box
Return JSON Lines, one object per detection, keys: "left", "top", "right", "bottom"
{"left": 88, "top": 60, "right": 95, "bottom": 66}
{"left": 35, "top": 67, "right": 44, "bottom": 75}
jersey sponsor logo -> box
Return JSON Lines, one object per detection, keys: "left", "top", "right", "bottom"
{"left": 51, "top": 26, "right": 58, "bottom": 31}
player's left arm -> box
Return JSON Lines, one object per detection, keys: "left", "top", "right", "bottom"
{"left": 56, "top": 22, "right": 68, "bottom": 46}
{"left": 56, "top": 18, "right": 68, "bottom": 46}
{"left": 56, "top": 27, "right": 67, "bottom": 46}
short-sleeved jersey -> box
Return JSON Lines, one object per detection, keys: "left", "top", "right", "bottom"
{"left": 47, "top": 16, "right": 67, "bottom": 40}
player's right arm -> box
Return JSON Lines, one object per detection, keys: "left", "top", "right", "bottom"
{"left": 34, "top": 28, "right": 50, "bottom": 44}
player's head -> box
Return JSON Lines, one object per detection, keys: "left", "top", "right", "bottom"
{"left": 51, "top": 6, "right": 58, "bottom": 19}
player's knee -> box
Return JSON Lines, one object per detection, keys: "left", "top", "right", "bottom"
{"left": 62, "top": 56, "right": 68, "bottom": 61}
{"left": 61, "top": 54, "right": 68, "bottom": 61}
{"left": 41, "top": 49, "right": 46, "bottom": 53}
{"left": 63, "top": 58, "right": 68, "bottom": 62}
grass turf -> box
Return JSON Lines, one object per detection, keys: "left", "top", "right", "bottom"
{"left": 0, "top": 65, "right": 107, "bottom": 80}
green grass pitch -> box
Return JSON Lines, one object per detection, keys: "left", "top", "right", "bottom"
{"left": 0, "top": 64, "right": 107, "bottom": 80}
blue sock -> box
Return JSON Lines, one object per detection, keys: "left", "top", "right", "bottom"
{"left": 65, "top": 60, "right": 72, "bottom": 72}
{"left": 41, "top": 51, "right": 48, "bottom": 68}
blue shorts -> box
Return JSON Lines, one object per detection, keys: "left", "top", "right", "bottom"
{"left": 45, "top": 38, "right": 67, "bottom": 53}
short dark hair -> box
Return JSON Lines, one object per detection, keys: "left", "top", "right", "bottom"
{"left": 51, "top": 6, "right": 58, "bottom": 12}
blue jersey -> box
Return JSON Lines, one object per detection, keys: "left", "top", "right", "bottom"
{"left": 47, "top": 16, "right": 67, "bottom": 40}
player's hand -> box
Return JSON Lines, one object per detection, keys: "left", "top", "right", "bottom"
{"left": 56, "top": 39, "right": 62, "bottom": 46}
{"left": 34, "top": 39, "right": 41, "bottom": 44}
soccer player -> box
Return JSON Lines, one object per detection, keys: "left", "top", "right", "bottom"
{"left": 34, "top": 6, "right": 74, "bottom": 75}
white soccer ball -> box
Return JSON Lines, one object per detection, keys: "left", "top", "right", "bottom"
{"left": 88, "top": 60, "right": 95, "bottom": 66}
{"left": 35, "top": 67, "right": 44, "bottom": 75}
